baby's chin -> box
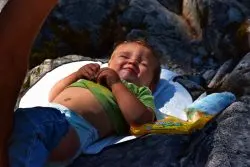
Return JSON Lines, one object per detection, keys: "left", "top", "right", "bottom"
{"left": 119, "top": 72, "right": 140, "bottom": 85}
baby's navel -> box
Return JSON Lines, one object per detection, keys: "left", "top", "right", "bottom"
{"left": 64, "top": 98, "right": 71, "bottom": 102}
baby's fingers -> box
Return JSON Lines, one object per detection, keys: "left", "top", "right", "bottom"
{"left": 84, "top": 64, "right": 101, "bottom": 80}
{"left": 88, "top": 63, "right": 101, "bottom": 73}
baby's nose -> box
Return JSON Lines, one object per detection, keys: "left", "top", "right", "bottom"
{"left": 128, "top": 58, "right": 139, "bottom": 65}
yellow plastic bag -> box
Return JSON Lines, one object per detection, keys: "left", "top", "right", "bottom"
{"left": 132, "top": 92, "right": 236, "bottom": 135}
{"left": 130, "top": 115, "right": 213, "bottom": 135}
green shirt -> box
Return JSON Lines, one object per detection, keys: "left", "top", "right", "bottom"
{"left": 69, "top": 79, "right": 156, "bottom": 134}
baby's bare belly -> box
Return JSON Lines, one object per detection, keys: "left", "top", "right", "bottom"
{"left": 52, "top": 87, "right": 114, "bottom": 138}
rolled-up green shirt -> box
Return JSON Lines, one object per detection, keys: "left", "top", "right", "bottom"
{"left": 69, "top": 79, "right": 156, "bottom": 135}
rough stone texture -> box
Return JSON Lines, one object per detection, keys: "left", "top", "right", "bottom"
{"left": 31, "top": 0, "right": 196, "bottom": 73}
{"left": 25, "top": 55, "right": 108, "bottom": 87}
{"left": 69, "top": 97, "right": 250, "bottom": 167}
{"left": 180, "top": 98, "right": 250, "bottom": 167}
{"left": 1, "top": 0, "right": 250, "bottom": 166}
{"left": 1, "top": 0, "right": 247, "bottom": 73}
{"left": 209, "top": 53, "right": 250, "bottom": 97}
{"left": 157, "top": 0, "right": 183, "bottom": 14}
{"left": 0, "top": 0, "right": 7, "bottom": 12}
{"left": 71, "top": 135, "right": 191, "bottom": 167}
{"left": 17, "top": 52, "right": 250, "bottom": 167}
{"left": 1, "top": 0, "right": 250, "bottom": 69}
{"left": 183, "top": 0, "right": 250, "bottom": 62}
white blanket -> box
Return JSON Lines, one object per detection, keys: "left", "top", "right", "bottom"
{"left": 19, "top": 61, "right": 193, "bottom": 154}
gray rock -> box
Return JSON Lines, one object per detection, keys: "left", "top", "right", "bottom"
{"left": 67, "top": 95, "right": 250, "bottom": 167}
{"left": 181, "top": 99, "right": 250, "bottom": 167}
{"left": 2, "top": 0, "right": 250, "bottom": 71}
{"left": 183, "top": 0, "right": 250, "bottom": 63}
{"left": 18, "top": 52, "right": 250, "bottom": 167}
{"left": 119, "top": 0, "right": 195, "bottom": 72}
{"left": 30, "top": 0, "right": 198, "bottom": 73}
{"left": 19, "top": 55, "right": 108, "bottom": 97}
{"left": 157, "top": 0, "right": 183, "bottom": 14}
{"left": 2, "top": 0, "right": 250, "bottom": 166}
{"left": 183, "top": 0, "right": 204, "bottom": 40}
{"left": 202, "top": 69, "right": 217, "bottom": 85}
{"left": 0, "top": 0, "right": 7, "bottom": 12}
{"left": 200, "top": 0, "right": 249, "bottom": 61}
{"left": 213, "top": 53, "right": 250, "bottom": 97}
{"left": 68, "top": 97, "right": 250, "bottom": 167}
{"left": 208, "top": 58, "right": 235, "bottom": 88}
{"left": 70, "top": 134, "right": 191, "bottom": 167}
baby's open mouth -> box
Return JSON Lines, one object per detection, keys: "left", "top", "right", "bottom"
{"left": 122, "top": 68, "right": 138, "bottom": 75}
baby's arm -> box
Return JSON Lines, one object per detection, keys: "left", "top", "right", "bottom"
{"left": 112, "top": 83, "right": 155, "bottom": 126}
{"left": 96, "top": 68, "right": 155, "bottom": 126}
{"left": 49, "top": 63, "right": 100, "bottom": 102}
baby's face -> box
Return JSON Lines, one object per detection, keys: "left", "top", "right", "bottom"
{"left": 109, "top": 42, "right": 158, "bottom": 87}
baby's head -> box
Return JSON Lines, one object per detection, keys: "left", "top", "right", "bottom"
{"left": 108, "top": 40, "right": 161, "bottom": 91}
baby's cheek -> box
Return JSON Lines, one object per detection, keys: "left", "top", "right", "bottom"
{"left": 142, "top": 71, "right": 154, "bottom": 84}
{"left": 109, "top": 64, "right": 119, "bottom": 71}
{"left": 141, "top": 68, "right": 151, "bottom": 76}
{"left": 114, "top": 62, "right": 124, "bottom": 70}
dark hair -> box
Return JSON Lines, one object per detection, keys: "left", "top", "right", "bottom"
{"left": 113, "top": 39, "right": 161, "bottom": 86}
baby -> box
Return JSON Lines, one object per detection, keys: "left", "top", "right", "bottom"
{"left": 9, "top": 40, "right": 161, "bottom": 167}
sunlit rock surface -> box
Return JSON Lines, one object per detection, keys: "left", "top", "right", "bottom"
{"left": 1, "top": 0, "right": 250, "bottom": 166}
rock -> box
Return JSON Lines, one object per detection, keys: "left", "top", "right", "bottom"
{"left": 0, "top": 0, "right": 7, "bottom": 12}
{"left": 70, "top": 135, "right": 191, "bottom": 167}
{"left": 214, "top": 52, "right": 250, "bottom": 97}
{"left": 68, "top": 95, "right": 250, "bottom": 167}
{"left": 157, "top": 0, "right": 183, "bottom": 14}
{"left": 181, "top": 98, "right": 250, "bottom": 166}
{"left": 182, "top": 0, "right": 204, "bottom": 40}
{"left": 201, "top": 0, "right": 249, "bottom": 62}
{"left": 202, "top": 69, "right": 217, "bottom": 85}
{"left": 19, "top": 55, "right": 108, "bottom": 97}
{"left": 183, "top": 0, "right": 250, "bottom": 63}
{"left": 31, "top": 0, "right": 198, "bottom": 73}
{"left": 208, "top": 58, "right": 236, "bottom": 88}
{"left": 2, "top": 0, "right": 250, "bottom": 166}
{"left": 17, "top": 53, "right": 250, "bottom": 167}
{"left": 234, "top": 19, "right": 250, "bottom": 57}
{"left": 1, "top": 0, "right": 250, "bottom": 72}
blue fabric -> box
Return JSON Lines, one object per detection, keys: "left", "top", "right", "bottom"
{"left": 49, "top": 103, "right": 99, "bottom": 153}
{"left": 187, "top": 92, "right": 236, "bottom": 115}
{"left": 9, "top": 107, "right": 69, "bottom": 167}
{"left": 46, "top": 103, "right": 99, "bottom": 167}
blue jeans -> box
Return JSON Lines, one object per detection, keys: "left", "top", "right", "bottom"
{"left": 9, "top": 107, "right": 69, "bottom": 167}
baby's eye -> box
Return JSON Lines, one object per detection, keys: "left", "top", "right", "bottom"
{"left": 119, "top": 55, "right": 128, "bottom": 58}
{"left": 140, "top": 62, "right": 148, "bottom": 67}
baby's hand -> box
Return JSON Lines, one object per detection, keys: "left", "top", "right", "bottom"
{"left": 76, "top": 63, "right": 100, "bottom": 81}
{"left": 96, "top": 68, "right": 121, "bottom": 89}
